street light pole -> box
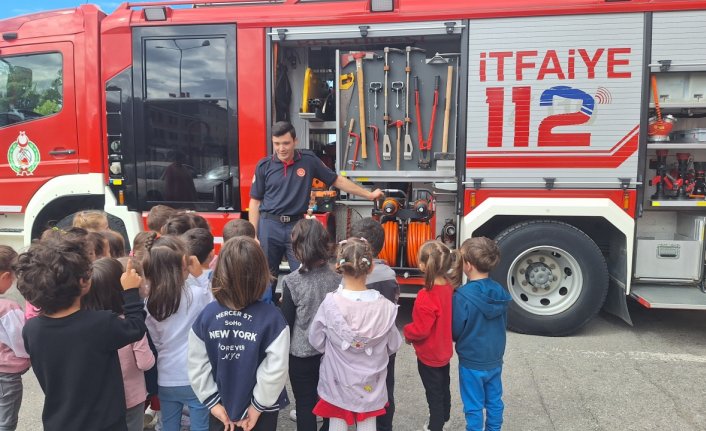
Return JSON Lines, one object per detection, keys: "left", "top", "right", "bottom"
{"left": 178, "top": 47, "right": 183, "bottom": 97}
{"left": 155, "top": 39, "right": 210, "bottom": 98}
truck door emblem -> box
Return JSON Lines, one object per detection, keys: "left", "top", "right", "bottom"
{"left": 7, "top": 131, "right": 41, "bottom": 176}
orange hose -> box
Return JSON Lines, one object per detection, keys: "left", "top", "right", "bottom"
{"left": 407, "top": 221, "right": 433, "bottom": 268}
{"left": 381, "top": 221, "right": 399, "bottom": 266}
{"left": 408, "top": 222, "right": 417, "bottom": 267}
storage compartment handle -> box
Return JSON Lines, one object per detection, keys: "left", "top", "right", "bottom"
{"left": 657, "top": 244, "right": 680, "bottom": 259}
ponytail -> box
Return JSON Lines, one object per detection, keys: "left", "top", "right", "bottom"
{"left": 418, "top": 240, "right": 463, "bottom": 290}
{"left": 447, "top": 249, "right": 464, "bottom": 288}
{"left": 144, "top": 231, "right": 157, "bottom": 252}
{"left": 336, "top": 238, "right": 373, "bottom": 279}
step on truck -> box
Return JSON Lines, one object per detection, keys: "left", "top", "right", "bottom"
{"left": 2, "top": 0, "right": 706, "bottom": 335}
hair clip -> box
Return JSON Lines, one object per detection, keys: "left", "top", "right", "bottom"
{"left": 359, "top": 237, "right": 368, "bottom": 242}
{"left": 338, "top": 239, "right": 348, "bottom": 245}
{"left": 339, "top": 258, "right": 347, "bottom": 265}
{"left": 361, "top": 257, "right": 371, "bottom": 266}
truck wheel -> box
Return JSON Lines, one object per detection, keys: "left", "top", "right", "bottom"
{"left": 491, "top": 220, "right": 608, "bottom": 336}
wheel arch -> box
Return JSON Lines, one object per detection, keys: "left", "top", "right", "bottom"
{"left": 461, "top": 197, "right": 635, "bottom": 294}
{"left": 24, "top": 173, "right": 107, "bottom": 242}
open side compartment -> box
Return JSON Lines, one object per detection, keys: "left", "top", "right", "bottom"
{"left": 269, "top": 21, "right": 465, "bottom": 293}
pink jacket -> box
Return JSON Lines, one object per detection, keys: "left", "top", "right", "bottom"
{"left": 0, "top": 299, "right": 30, "bottom": 374}
{"left": 118, "top": 333, "right": 155, "bottom": 408}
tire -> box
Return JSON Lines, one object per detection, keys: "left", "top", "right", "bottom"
{"left": 491, "top": 220, "right": 608, "bottom": 336}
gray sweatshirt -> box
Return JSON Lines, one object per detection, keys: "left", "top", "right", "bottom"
{"left": 281, "top": 264, "right": 341, "bottom": 358}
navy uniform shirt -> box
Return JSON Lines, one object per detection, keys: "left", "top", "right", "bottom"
{"left": 250, "top": 150, "right": 338, "bottom": 215}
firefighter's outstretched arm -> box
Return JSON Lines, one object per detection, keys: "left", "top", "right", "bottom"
{"left": 333, "top": 176, "right": 384, "bottom": 201}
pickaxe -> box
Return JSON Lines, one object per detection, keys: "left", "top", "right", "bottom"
{"left": 341, "top": 51, "right": 382, "bottom": 160}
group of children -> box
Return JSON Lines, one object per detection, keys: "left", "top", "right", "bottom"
{"left": 0, "top": 204, "right": 512, "bottom": 431}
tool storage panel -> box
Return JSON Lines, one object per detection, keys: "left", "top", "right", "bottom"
{"left": 271, "top": 20, "right": 464, "bottom": 181}
{"left": 336, "top": 42, "right": 462, "bottom": 179}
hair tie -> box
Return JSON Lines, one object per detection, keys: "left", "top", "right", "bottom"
{"left": 359, "top": 237, "right": 368, "bottom": 242}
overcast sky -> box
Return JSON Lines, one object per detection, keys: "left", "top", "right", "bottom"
{"left": 0, "top": 2, "right": 122, "bottom": 19}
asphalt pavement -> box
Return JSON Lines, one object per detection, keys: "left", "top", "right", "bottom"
{"left": 6, "top": 285, "right": 706, "bottom": 431}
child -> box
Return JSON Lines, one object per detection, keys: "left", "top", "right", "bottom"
{"left": 221, "top": 219, "right": 272, "bottom": 304}
{"left": 350, "top": 218, "right": 399, "bottom": 303}
{"left": 452, "top": 237, "right": 511, "bottom": 431}
{"left": 187, "top": 212, "right": 210, "bottom": 231}
{"left": 72, "top": 210, "right": 109, "bottom": 231}
{"left": 188, "top": 236, "right": 289, "bottom": 431}
{"left": 82, "top": 257, "right": 156, "bottom": 431}
{"left": 16, "top": 237, "right": 146, "bottom": 431}
{"left": 0, "top": 245, "right": 29, "bottom": 431}
{"left": 25, "top": 227, "right": 99, "bottom": 320}
{"left": 161, "top": 213, "right": 196, "bottom": 236}
{"left": 222, "top": 219, "right": 256, "bottom": 243}
{"left": 180, "top": 228, "right": 215, "bottom": 276}
{"left": 87, "top": 230, "right": 110, "bottom": 260}
{"left": 350, "top": 217, "right": 400, "bottom": 431}
{"left": 403, "top": 240, "right": 463, "bottom": 431}
{"left": 127, "top": 231, "right": 161, "bottom": 427}
{"left": 104, "top": 230, "right": 127, "bottom": 258}
{"left": 280, "top": 219, "right": 340, "bottom": 431}
{"left": 147, "top": 205, "right": 177, "bottom": 233}
{"left": 142, "top": 235, "right": 212, "bottom": 431}
{"left": 309, "top": 238, "right": 402, "bottom": 431}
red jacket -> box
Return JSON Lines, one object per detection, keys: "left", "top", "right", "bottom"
{"left": 403, "top": 283, "right": 454, "bottom": 367}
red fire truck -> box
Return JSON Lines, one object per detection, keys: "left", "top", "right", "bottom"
{"left": 2, "top": 0, "right": 706, "bottom": 335}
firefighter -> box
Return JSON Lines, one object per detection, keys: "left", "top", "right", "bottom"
{"left": 249, "top": 121, "right": 383, "bottom": 299}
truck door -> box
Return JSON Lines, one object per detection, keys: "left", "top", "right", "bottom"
{"left": 0, "top": 42, "right": 78, "bottom": 211}
{"left": 130, "top": 25, "right": 238, "bottom": 212}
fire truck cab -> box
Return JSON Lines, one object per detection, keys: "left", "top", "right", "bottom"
{"left": 3, "top": 0, "right": 706, "bottom": 336}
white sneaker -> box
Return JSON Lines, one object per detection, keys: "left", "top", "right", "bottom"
{"left": 422, "top": 421, "right": 450, "bottom": 431}
{"left": 144, "top": 408, "right": 159, "bottom": 430}
{"left": 289, "top": 408, "right": 323, "bottom": 423}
